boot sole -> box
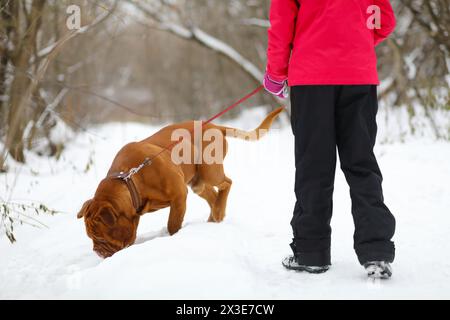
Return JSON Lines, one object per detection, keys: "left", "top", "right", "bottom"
{"left": 365, "top": 264, "right": 392, "bottom": 279}
{"left": 367, "top": 270, "right": 392, "bottom": 279}
{"left": 282, "top": 262, "right": 330, "bottom": 274}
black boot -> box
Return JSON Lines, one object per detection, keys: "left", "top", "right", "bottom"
{"left": 364, "top": 261, "right": 392, "bottom": 279}
{"left": 282, "top": 255, "right": 330, "bottom": 274}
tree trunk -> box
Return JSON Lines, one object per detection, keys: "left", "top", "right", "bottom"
{"left": 0, "top": 0, "right": 16, "bottom": 132}
{"left": 6, "top": 0, "right": 46, "bottom": 162}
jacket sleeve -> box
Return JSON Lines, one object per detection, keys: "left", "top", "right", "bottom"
{"left": 373, "top": 0, "right": 396, "bottom": 46}
{"left": 266, "top": 0, "right": 299, "bottom": 81}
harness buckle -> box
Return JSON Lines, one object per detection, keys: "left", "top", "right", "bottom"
{"left": 128, "top": 167, "right": 139, "bottom": 177}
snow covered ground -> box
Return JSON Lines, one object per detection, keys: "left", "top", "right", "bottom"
{"left": 1, "top": 106, "right": 450, "bottom": 299}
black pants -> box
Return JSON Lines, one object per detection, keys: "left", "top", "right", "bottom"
{"left": 290, "top": 85, "right": 395, "bottom": 266}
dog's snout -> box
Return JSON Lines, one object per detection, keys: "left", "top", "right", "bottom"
{"left": 93, "top": 245, "right": 113, "bottom": 258}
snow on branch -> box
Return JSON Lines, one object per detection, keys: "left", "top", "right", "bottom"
{"left": 190, "top": 28, "right": 263, "bottom": 82}
{"left": 241, "top": 18, "right": 270, "bottom": 28}
{"left": 128, "top": 0, "right": 263, "bottom": 83}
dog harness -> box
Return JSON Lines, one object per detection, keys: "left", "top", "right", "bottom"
{"left": 108, "top": 157, "right": 152, "bottom": 212}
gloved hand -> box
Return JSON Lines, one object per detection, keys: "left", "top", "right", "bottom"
{"left": 263, "top": 72, "right": 289, "bottom": 99}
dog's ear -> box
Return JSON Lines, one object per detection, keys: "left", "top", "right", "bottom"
{"left": 98, "top": 207, "right": 117, "bottom": 227}
{"left": 77, "top": 199, "right": 93, "bottom": 219}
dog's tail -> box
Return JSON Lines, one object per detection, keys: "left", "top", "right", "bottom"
{"left": 215, "top": 106, "right": 285, "bottom": 141}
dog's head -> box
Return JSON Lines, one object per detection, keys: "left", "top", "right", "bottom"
{"left": 77, "top": 199, "right": 139, "bottom": 258}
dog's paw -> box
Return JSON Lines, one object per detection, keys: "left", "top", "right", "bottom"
{"left": 207, "top": 215, "right": 218, "bottom": 223}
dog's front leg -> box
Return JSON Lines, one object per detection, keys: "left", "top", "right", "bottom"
{"left": 167, "top": 192, "right": 187, "bottom": 235}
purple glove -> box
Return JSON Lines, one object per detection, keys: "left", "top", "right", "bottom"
{"left": 263, "top": 72, "right": 289, "bottom": 99}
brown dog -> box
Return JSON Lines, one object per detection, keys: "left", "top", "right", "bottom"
{"left": 77, "top": 107, "right": 284, "bottom": 257}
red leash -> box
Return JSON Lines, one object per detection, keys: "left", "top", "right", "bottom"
{"left": 203, "top": 85, "right": 264, "bottom": 125}
{"left": 161, "top": 84, "right": 265, "bottom": 153}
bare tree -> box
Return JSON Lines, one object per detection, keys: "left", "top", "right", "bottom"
{"left": 376, "top": 0, "right": 449, "bottom": 137}
{"left": 0, "top": 0, "right": 119, "bottom": 170}
{"left": 2, "top": 0, "right": 46, "bottom": 163}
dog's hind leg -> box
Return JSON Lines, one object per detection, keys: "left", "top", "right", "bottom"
{"left": 210, "top": 176, "right": 232, "bottom": 223}
{"left": 197, "top": 163, "right": 232, "bottom": 223}
{"left": 191, "top": 180, "right": 218, "bottom": 221}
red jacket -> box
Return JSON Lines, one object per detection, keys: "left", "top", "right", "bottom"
{"left": 267, "top": 0, "right": 396, "bottom": 85}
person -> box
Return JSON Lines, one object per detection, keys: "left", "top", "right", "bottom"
{"left": 264, "top": 0, "right": 396, "bottom": 279}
